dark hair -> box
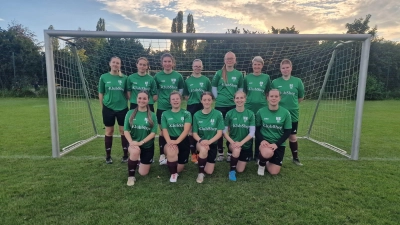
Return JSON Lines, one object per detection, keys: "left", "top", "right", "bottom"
{"left": 268, "top": 89, "right": 280, "bottom": 97}
{"left": 201, "top": 91, "right": 214, "bottom": 100}
{"left": 169, "top": 90, "right": 182, "bottom": 101}
{"left": 160, "top": 53, "right": 176, "bottom": 67}
{"left": 129, "top": 90, "right": 154, "bottom": 128}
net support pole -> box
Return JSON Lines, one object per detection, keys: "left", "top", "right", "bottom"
{"left": 44, "top": 32, "right": 60, "bottom": 158}
{"left": 71, "top": 46, "right": 98, "bottom": 135}
{"left": 351, "top": 36, "right": 371, "bottom": 160}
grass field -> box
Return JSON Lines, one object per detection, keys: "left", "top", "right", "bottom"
{"left": 0, "top": 98, "right": 399, "bottom": 224}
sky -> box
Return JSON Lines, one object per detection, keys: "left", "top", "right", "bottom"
{"left": 0, "top": 0, "right": 399, "bottom": 44}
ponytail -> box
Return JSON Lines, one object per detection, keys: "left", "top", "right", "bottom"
{"left": 129, "top": 107, "right": 139, "bottom": 128}
{"left": 146, "top": 105, "right": 154, "bottom": 128}
{"left": 221, "top": 64, "right": 227, "bottom": 83}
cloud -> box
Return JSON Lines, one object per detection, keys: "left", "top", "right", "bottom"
{"left": 108, "top": 22, "right": 132, "bottom": 32}
{"left": 0, "top": 18, "right": 4, "bottom": 21}
{"left": 97, "top": 0, "right": 400, "bottom": 40}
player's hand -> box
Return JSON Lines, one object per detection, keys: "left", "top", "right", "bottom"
{"left": 200, "top": 140, "right": 211, "bottom": 146}
{"left": 166, "top": 143, "right": 178, "bottom": 151}
{"left": 131, "top": 141, "right": 140, "bottom": 146}
{"left": 170, "top": 140, "right": 179, "bottom": 145}
{"left": 260, "top": 140, "right": 269, "bottom": 148}
{"left": 269, "top": 144, "right": 278, "bottom": 151}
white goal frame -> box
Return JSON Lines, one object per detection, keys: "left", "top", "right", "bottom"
{"left": 44, "top": 30, "right": 371, "bottom": 160}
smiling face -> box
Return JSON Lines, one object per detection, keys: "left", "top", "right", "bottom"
{"left": 224, "top": 52, "right": 236, "bottom": 67}
{"left": 280, "top": 63, "right": 292, "bottom": 77}
{"left": 201, "top": 93, "right": 213, "bottom": 109}
{"left": 170, "top": 93, "right": 182, "bottom": 109}
{"left": 267, "top": 90, "right": 281, "bottom": 107}
{"left": 137, "top": 92, "right": 149, "bottom": 108}
{"left": 109, "top": 57, "right": 121, "bottom": 73}
{"left": 252, "top": 61, "right": 263, "bottom": 74}
{"left": 192, "top": 60, "right": 203, "bottom": 75}
{"left": 162, "top": 56, "right": 174, "bottom": 71}
{"left": 137, "top": 59, "right": 148, "bottom": 74}
{"left": 234, "top": 91, "right": 246, "bottom": 107}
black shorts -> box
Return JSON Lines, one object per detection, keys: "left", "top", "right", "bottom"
{"left": 140, "top": 145, "right": 155, "bottom": 164}
{"left": 291, "top": 122, "right": 298, "bottom": 134}
{"left": 170, "top": 136, "right": 190, "bottom": 164}
{"left": 205, "top": 143, "right": 218, "bottom": 164}
{"left": 238, "top": 148, "right": 252, "bottom": 162}
{"left": 215, "top": 106, "right": 235, "bottom": 118}
{"left": 102, "top": 105, "right": 128, "bottom": 127}
{"left": 156, "top": 109, "right": 166, "bottom": 125}
{"left": 186, "top": 103, "right": 203, "bottom": 117}
{"left": 130, "top": 103, "right": 154, "bottom": 112}
{"left": 268, "top": 146, "right": 285, "bottom": 166}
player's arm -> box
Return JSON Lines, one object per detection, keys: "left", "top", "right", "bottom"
{"left": 298, "top": 78, "right": 305, "bottom": 103}
{"left": 223, "top": 127, "right": 235, "bottom": 144}
{"left": 98, "top": 76, "right": 105, "bottom": 109}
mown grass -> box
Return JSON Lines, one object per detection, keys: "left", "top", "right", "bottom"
{"left": 0, "top": 98, "right": 399, "bottom": 224}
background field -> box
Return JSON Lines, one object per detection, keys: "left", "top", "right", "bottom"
{"left": 0, "top": 98, "right": 399, "bottom": 224}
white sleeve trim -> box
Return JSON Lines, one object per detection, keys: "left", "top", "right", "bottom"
{"left": 223, "top": 126, "right": 228, "bottom": 134}
{"left": 249, "top": 126, "right": 255, "bottom": 138}
{"left": 212, "top": 87, "right": 218, "bottom": 98}
{"left": 178, "top": 89, "right": 183, "bottom": 95}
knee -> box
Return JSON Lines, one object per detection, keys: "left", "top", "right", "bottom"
{"left": 205, "top": 171, "right": 213, "bottom": 175}
{"left": 289, "top": 135, "right": 297, "bottom": 142}
{"left": 260, "top": 148, "right": 273, "bottom": 159}
{"left": 138, "top": 170, "right": 149, "bottom": 176}
{"left": 236, "top": 168, "right": 245, "bottom": 173}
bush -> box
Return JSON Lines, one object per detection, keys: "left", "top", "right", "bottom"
{"left": 365, "top": 75, "right": 385, "bottom": 100}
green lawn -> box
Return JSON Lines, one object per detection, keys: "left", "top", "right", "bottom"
{"left": 0, "top": 98, "right": 399, "bottom": 224}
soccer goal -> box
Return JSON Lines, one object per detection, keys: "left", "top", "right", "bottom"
{"left": 44, "top": 31, "right": 371, "bottom": 159}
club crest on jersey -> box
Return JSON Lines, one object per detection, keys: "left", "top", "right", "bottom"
{"left": 260, "top": 82, "right": 263, "bottom": 87}
{"left": 290, "top": 84, "right": 293, "bottom": 89}
{"left": 232, "top": 77, "right": 236, "bottom": 81}
{"left": 181, "top": 117, "right": 184, "bottom": 122}
{"left": 243, "top": 117, "right": 248, "bottom": 122}
{"left": 171, "top": 78, "right": 176, "bottom": 84}
{"left": 210, "top": 119, "right": 215, "bottom": 125}
{"left": 144, "top": 118, "right": 148, "bottom": 124}
{"left": 145, "top": 81, "right": 148, "bottom": 86}
{"left": 200, "top": 82, "right": 203, "bottom": 87}
{"left": 118, "top": 80, "right": 122, "bottom": 85}
{"left": 276, "top": 117, "right": 281, "bottom": 123}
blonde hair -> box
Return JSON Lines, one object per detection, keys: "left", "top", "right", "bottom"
{"left": 110, "top": 56, "right": 123, "bottom": 77}
{"left": 129, "top": 91, "right": 154, "bottom": 128}
{"left": 137, "top": 57, "right": 150, "bottom": 74}
{"left": 234, "top": 90, "right": 246, "bottom": 99}
{"left": 169, "top": 90, "right": 182, "bottom": 101}
{"left": 222, "top": 51, "right": 236, "bottom": 82}
{"left": 268, "top": 89, "right": 281, "bottom": 97}
{"left": 280, "top": 59, "right": 292, "bottom": 67}
{"left": 252, "top": 56, "right": 264, "bottom": 65}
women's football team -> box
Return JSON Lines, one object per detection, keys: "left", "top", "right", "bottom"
{"left": 98, "top": 52, "right": 305, "bottom": 186}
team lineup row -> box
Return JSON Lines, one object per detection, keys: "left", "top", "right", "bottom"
{"left": 98, "top": 52, "right": 305, "bottom": 185}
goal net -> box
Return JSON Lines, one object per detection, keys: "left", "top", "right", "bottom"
{"left": 44, "top": 31, "right": 370, "bottom": 159}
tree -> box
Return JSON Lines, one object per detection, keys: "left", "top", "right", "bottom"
{"left": 170, "top": 18, "right": 177, "bottom": 51}
{"left": 48, "top": 25, "right": 59, "bottom": 50}
{"left": 270, "top": 25, "right": 300, "bottom": 34}
{"left": 96, "top": 18, "right": 106, "bottom": 31}
{"left": 170, "top": 11, "right": 184, "bottom": 52}
{"left": 185, "top": 13, "right": 196, "bottom": 53}
{"left": 345, "top": 14, "right": 377, "bottom": 37}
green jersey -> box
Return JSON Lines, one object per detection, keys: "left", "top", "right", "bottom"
{"left": 212, "top": 69, "right": 244, "bottom": 107}
{"left": 243, "top": 73, "right": 271, "bottom": 114}
{"left": 161, "top": 109, "right": 192, "bottom": 137}
{"left": 124, "top": 110, "right": 158, "bottom": 149}
{"left": 127, "top": 73, "right": 157, "bottom": 104}
{"left": 98, "top": 73, "right": 128, "bottom": 111}
{"left": 255, "top": 106, "right": 292, "bottom": 146}
{"left": 192, "top": 109, "right": 224, "bottom": 144}
{"left": 224, "top": 108, "right": 255, "bottom": 149}
{"left": 271, "top": 76, "right": 304, "bottom": 122}
{"left": 154, "top": 70, "right": 185, "bottom": 110}
{"left": 183, "top": 75, "right": 211, "bottom": 105}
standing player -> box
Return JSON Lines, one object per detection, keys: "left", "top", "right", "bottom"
{"left": 212, "top": 51, "right": 244, "bottom": 162}
{"left": 154, "top": 53, "right": 185, "bottom": 165}
{"left": 183, "top": 59, "right": 212, "bottom": 164}
{"left": 161, "top": 91, "right": 192, "bottom": 182}
{"left": 127, "top": 57, "right": 158, "bottom": 112}
{"left": 98, "top": 56, "right": 129, "bottom": 164}
{"left": 124, "top": 91, "right": 158, "bottom": 186}
{"left": 223, "top": 91, "right": 255, "bottom": 181}
{"left": 255, "top": 89, "right": 292, "bottom": 175}
{"left": 192, "top": 92, "right": 224, "bottom": 183}
{"left": 271, "top": 59, "right": 305, "bottom": 166}
{"left": 243, "top": 56, "right": 271, "bottom": 161}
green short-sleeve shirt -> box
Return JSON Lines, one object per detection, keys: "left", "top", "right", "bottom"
{"left": 224, "top": 108, "right": 255, "bottom": 149}
{"left": 124, "top": 110, "right": 158, "bottom": 148}
{"left": 161, "top": 109, "right": 192, "bottom": 137}
{"left": 98, "top": 73, "right": 128, "bottom": 111}
{"left": 183, "top": 75, "right": 212, "bottom": 105}
{"left": 127, "top": 73, "right": 157, "bottom": 104}
{"left": 192, "top": 109, "right": 224, "bottom": 144}
{"left": 212, "top": 69, "right": 244, "bottom": 107}
{"left": 154, "top": 70, "right": 184, "bottom": 110}
{"left": 243, "top": 73, "right": 271, "bottom": 114}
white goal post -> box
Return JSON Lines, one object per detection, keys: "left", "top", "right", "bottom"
{"left": 44, "top": 30, "right": 371, "bottom": 160}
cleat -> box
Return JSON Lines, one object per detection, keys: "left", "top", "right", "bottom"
{"left": 196, "top": 173, "right": 205, "bottom": 183}
{"left": 121, "top": 156, "right": 128, "bottom": 163}
{"left": 226, "top": 154, "right": 231, "bottom": 162}
{"left": 228, "top": 170, "right": 237, "bottom": 181}
{"left": 257, "top": 165, "right": 265, "bottom": 176}
{"left": 106, "top": 157, "right": 113, "bottom": 164}
{"left": 216, "top": 153, "right": 224, "bottom": 162}
{"left": 170, "top": 173, "right": 178, "bottom": 182}
{"left": 127, "top": 176, "right": 136, "bottom": 186}
{"left": 293, "top": 158, "right": 303, "bottom": 166}
{"left": 159, "top": 154, "right": 167, "bottom": 165}
{"left": 191, "top": 154, "right": 198, "bottom": 164}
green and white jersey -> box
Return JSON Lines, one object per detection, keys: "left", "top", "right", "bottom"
{"left": 124, "top": 110, "right": 158, "bottom": 149}
{"left": 255, "top": 106, "right": 292, "bottom": 146}
{"left": 243, "top": 73, "right": 271, "bottom": 114}
{"left": 192, "top": 109, "right": 224, "bottom": 144}
{"left": 154, "top": 70, "right": 184, "bottom": 110}
{"left": 224, "top": 108, "right": 255, "bottom": 149}
{"left": 127, "top": 73, "right": 157, "bottom": 104}
{"left": 98, "top": 73, "right": 128, "bottom": 111}
{"left": 212, "top": 69, "right": 244, "bottom": 107}
{"left": 271, "top": 76, "right": 305, "bottom": 122}
{"left": 183, "top": 75, "right": 211, "bottom": 105}
{"left": 161, "top": 109, "right": 192, "bottom": 137}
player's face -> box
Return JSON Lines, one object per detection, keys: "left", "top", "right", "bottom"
{"left": 252, "top": 61, "right": 263, "bottom": 74}
{"left": 234, "top": 92, "right": 246, "bottom": 107}
{"left": 170, "top": 94, "right": 181, "bottom": 108}
{"left": 192, "top": 61, "right": 203, "bottom": 74}
{"left": 109, "top": 58, "right": 121, "bottom": 72}
{"left": 201, "top": 94, "right": 213, "bottom": 109}
{"left": 224, "top": 53, "right": 236, "bottom": 67}
{"left": 137, "top": 59, "right": 148, "bottom": 74}
{"left": 162, "top": 57, "right": 173, "bottom": 71}
{"left": 137, "top": 93, "right": 149, "bottom": 107}
{"left": 267, "top": 90, "right": 280, "bottom": 106}
{"left": 280, "top": 63, "right": 292, "bottom": 76}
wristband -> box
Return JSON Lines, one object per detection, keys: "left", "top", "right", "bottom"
{"left": 198, "top": 139, "right": 203, "bottom": 143}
